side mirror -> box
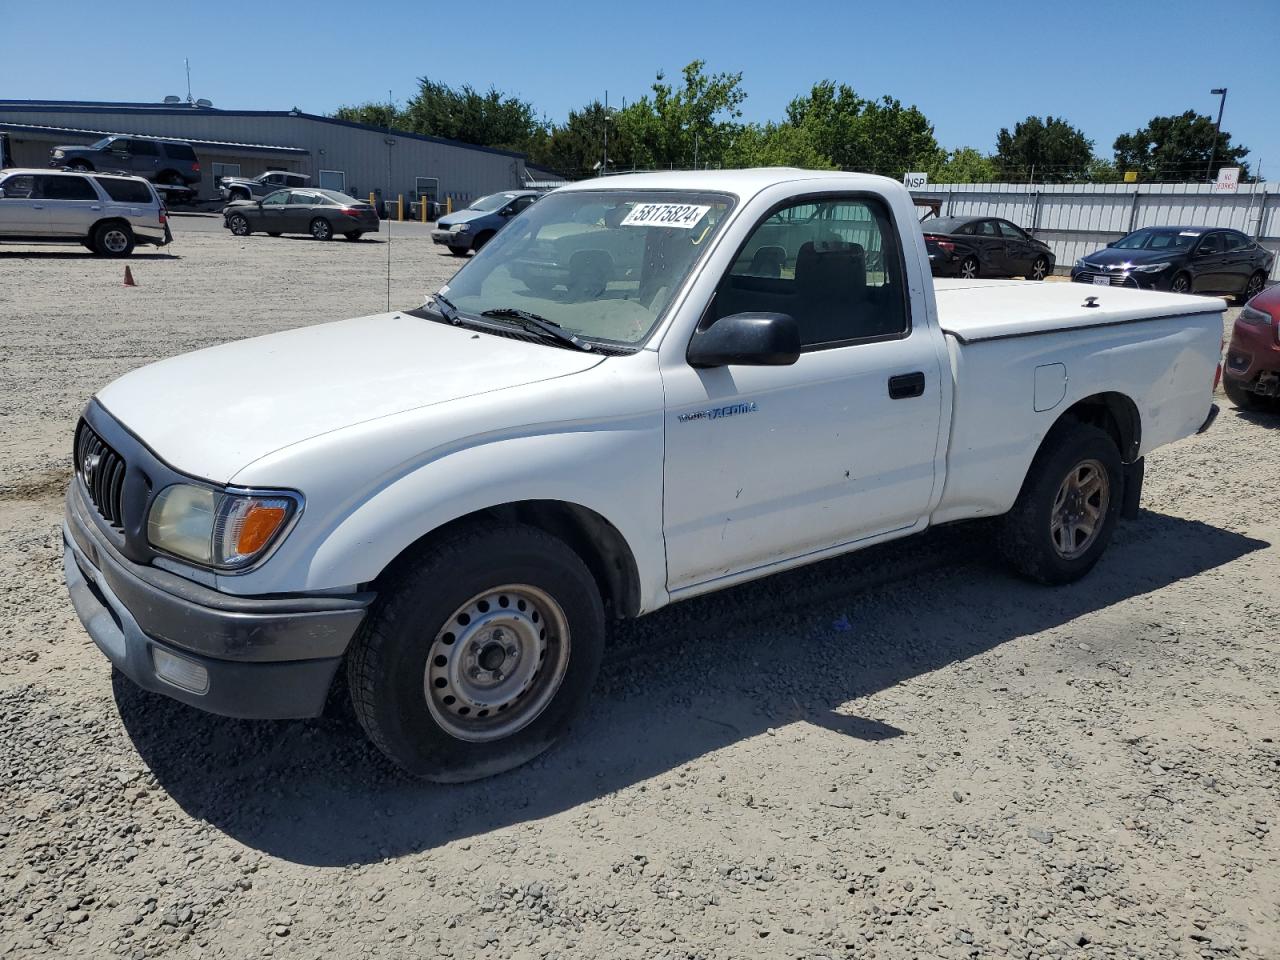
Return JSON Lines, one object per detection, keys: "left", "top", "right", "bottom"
{"left": 687, "top": 312, "right": 801, "bottom": 368}
{"left": 0, "top": 188, "right": 6, "bottom": 199}
{"left": 1105, "top": 241, "right": 1117, "bottom": 248}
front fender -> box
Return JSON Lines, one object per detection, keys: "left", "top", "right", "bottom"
{"left": 222, "top": 419, "right": 669, "bottom": 613}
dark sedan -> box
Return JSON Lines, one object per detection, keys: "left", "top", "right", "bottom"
{"left": 922, "top": 216, "right": 1054, "bottom": 280}
{"left": 1071, "top": 226, "right": 1272, "bottom": 301}
{"left": 222, "top": 188, "right": 379, "bottom": 241}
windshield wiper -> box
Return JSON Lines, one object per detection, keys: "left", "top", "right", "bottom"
{"left": 481, "top": 308, "right": 594, "bottom": 352}
{"left": 429, "top": 291, "right": 460, "bottom": 323}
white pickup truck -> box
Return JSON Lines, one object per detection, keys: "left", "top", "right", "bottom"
{"left": 63, "top": 169, "right": 1223, "bottom": 781}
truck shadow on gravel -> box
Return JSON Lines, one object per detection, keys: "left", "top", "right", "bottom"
{"left": 113, "top": 509, "right": 1266, "bottom": 866}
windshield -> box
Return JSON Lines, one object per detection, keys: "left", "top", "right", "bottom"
{"left": 88, "top": 137, "right": 115, "bottom": 150}
{"left": 468, "top": 192, "right": 518, "bottom": 212}
{"left": 1113, "top": 229, "right": 1198, "bottom": 252}
{"left": 439, "top": 189, "right": 733, "bottom": 346}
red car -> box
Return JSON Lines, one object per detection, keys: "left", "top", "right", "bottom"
{"left": 1224, "top": 283, "right": 1280, "bottom": 412}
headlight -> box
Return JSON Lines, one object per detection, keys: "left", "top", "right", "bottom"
{"left": 53, "top": 149, "right": 65, "bottom": 159}
{"left": 147, "top": 485, "right": 299, "bottom": 569}
{"left": 1132, "top": 262, "right": 1171, "bottom": 273}
{"left": 1074, "top": 259, "right": 1086, "bottom": 269}
{"left": 451, "top": 222, "right": 470, "bottom": 233}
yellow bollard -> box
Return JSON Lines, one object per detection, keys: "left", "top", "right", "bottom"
{"left": 368, "top": 191, "right": 375, "bottom": 207}
{"left": 397, "top": 195, "right": 404, "bottom": 222}
{"left": 446, "top": 197, "right": 453, "bottom": 215}
{"left": 420, "top": 197, "right": 427, "bottom": 223}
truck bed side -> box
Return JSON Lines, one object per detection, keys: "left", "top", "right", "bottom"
{"left": 931, "top": 283, "right": 1223, "bottom": 525}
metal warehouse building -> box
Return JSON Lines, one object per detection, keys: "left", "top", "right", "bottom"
{"left": 0, "top": 99, "right": 559, "bottom": 207}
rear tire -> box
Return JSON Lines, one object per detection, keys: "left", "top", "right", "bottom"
{"left": 310, "top": 217, "right": 333, "bottom": 241}
{"left": 1240, "top": 271, "right": 1266, "bottom": 304}
{"left": 996, "top": 421, "right": 1123, "bottom": 585}
{"left": 228, "top": 214, "right": 251, "bottom": 237}
{"left": 91, "top": 221, "right": 135, "bottom": 257}
{"left": 267, "top": 232, "right": 281, "bottom": 237}
{"left": 344, "top": 231, "right": 364, "bottom": 241}
{"left": 960, "top": 256, "right": 979, "bottom": 279}
{"left": 347, "top": 522, "right": 605, "bottom": 782}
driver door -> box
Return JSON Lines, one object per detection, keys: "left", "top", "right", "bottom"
{"left": 257, "top": 190, "right": 289, "bottom": 232}
{"left": 661, "top": 195, "right": 944, "bottom": 592}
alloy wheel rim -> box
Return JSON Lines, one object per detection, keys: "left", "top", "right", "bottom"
{"left": 1033, "top": 260, "right": 1046, "bottom": 280}
{"left": 1050, "top": 459, "right": 1110, "bottom": 560}
{"left": 1246, "top": 275, "right": 1263, "bottom": 299}
{"left": 962, "top": 260, "right": 976, "bottom": 278}
{"left": 231, "top": 217, "right": 247, "bottom": 235}
{"left": 313, "top": 221, "right": 329, "bottom": 239}
{"left": 424, "top": 584, "right": 571, "bottom": 742}
{"left": 1173, "top": 276, "right": 1189, "bottom": 293}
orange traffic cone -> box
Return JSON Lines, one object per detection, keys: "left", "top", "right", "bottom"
{"left": 123, "top": 266, "right": 137, "bottom": 287}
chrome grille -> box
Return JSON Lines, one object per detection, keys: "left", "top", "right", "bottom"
{"left": 74, "top": 420, "right": 127, "bottom": 528}
{"left": 1074, "top": 272, "right": 1138, "bottom": 288}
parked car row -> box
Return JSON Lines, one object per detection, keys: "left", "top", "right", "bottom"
{"left": 0, "top": 168, "right": 169, "bottom": 256}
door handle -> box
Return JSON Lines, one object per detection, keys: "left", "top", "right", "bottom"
{"left": 31, "top": 204, "right": 44, "bottom": 209}
{"left": 90, "top": 205, "right": 101, "bottom": 211}
{"left": 888, "top": 372, "right": 926, "bottom": 399}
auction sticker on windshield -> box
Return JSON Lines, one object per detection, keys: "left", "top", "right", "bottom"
{"left": 621, "top": 203, "right": 711, "bottom": 229}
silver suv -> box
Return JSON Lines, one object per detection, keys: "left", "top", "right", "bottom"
{"left": 0, "top": 169, "right": 170, "bottom": 256}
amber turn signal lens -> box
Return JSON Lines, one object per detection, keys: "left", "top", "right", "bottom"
{"left": 236, "top": 504, "right": 288, "bottom": 556}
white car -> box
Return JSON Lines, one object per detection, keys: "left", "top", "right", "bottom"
{"left": 62, "top": 169, "right": 1224, "bottom": 780}
{"left": 0, "top": 168, "right": 169, "bottom": 256}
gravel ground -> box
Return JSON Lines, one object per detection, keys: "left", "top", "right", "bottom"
{"left": 1, "top": 223, "right": 1277, "bottom": 960}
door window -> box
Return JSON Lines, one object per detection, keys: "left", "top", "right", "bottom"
{"left": 0, "top": 175, "right": 35, "bottom": 199}
{"left": 1224, "top": 232, "right": 1253, "bottom": 252}
{"left": 36, "top": 175, "right": 97, "bottom": 200}
{"left": 711, "top": 195, "right": 909, "bottom": 348}
{"left": 128, "top": 140, "right": 160, "bottom": 156}
{"left": 261, "top": 191, "right": 289, "bottom": 206}
{"left": 511, "top": 194, "right": 538, "bottom": 213}
{"left": 263, "top": 173, "right": 286, "bottom": 186}
{"left": 288, "top": 192, "right": 317, "bottom": 205}
{"left": 973, "top": 220, "right": 999, "bottom": 236}
{"left": 996, "top": 220, "right": 1028, "bottom": 241}
{"left": 1196, "top": 233, "right": 1223, "bottom": 256}
{"left": 105, "top": 139, "right": 130, "bottom": 157}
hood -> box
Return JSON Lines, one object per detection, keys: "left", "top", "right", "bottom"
{"left": 96, "top": 312, "right": 605, "bottom": 483}
{"left": 52, "top": 144, "right": 88, "bottom": 154}
{"left": 1083, "top": 246, "right": 1185, "bottom": 267}
{"left": 437, "top": 208, "right": 490, "bottom": 228}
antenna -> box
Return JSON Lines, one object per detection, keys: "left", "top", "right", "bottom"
{"left": 185, "top": 58, "right": 192, "bottom": 104}
{"left": 386, "top": 89, "right": 394, "bottom": 312}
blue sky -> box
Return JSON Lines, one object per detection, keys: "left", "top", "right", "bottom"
{"left": 3, "top": 0, "right": 1278, "bottom": 175}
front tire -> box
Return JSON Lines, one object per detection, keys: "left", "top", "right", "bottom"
{"left": 1170, "top": 272, "right": 1191, "bottom": 295}
{"left": 91, "top": 221, "right": 134, "bottom": 257}
{"left": 472, "top": 230, "right": 495, "bottom": 251}
{"left": 1224, "top": 377, "right": 1276, "bottom": 413}
{"left": 310, "top": 217, "right": 333, "bottom": 241}
{"left": 1030, "top": 256, "right": 1049, "bottom": 281}
{"left": 347, "top": 522, "right": 605, "bottom": 782}
{"left": 228, "top": 214, "right": 251, "bottom": 237}
{"left": 996, "top": 421, "right": 1123, "bottom": 585}
{"left": 448, "top": 245, "right": 469, "bottom": 257}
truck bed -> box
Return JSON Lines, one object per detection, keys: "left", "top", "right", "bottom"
{"left": 933, "top": 278, "right": 1225, "bottom": 343}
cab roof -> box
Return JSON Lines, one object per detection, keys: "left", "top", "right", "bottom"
{"left": 557, "top": 168, "right": 899, "bottom": 200}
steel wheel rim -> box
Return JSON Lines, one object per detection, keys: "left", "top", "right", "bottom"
{"left": 104, "top": 229, "right": 128, "bottom": 253}
{"left": 961, "top": 260, "right": 976, "bottom": 278}
{"left": 1051, "top": 459, "right": 1110, "bottom": 560}
{"left": 312, "top": 220, "right": 329, "bottom": 239}
{"left": 424, "top": 584, "right": 571, "bottom": 742}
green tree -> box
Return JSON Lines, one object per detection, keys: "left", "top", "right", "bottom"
{"left": 331, "top": 102, "right": 402, "bottom": 128}
{"left": 723, "top": 122, "right": 834, "bottom": 169}
{"left": 1112, "top": 111, "right": 1250, "bottom": 182}
{"left": 783, "top": 82, "right": 938, "bottom": 178}
{"left": 611, "top": 61, "right": 748, "bottom": 170}
{"left": 528, "top": 100, "right": 633, "bottom": 177}
{"left": 924, "top": 147, "right": 998, "bottom": 183}
{"left": 994, "top": 116, "right": 1093, "bottom": 182}
{"left": 1085, "top": 157, "right": 1123, "bottom": 183}
{"left": 400, "top": 79, "right": 544, "bottom": 153}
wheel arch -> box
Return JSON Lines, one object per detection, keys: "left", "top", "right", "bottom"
{"left": 1052, "top": 391, "right": 1141, "bottom": 463}
{"left": 89, "top": 216, "right": 132, "bottom": 239}
{"left": 376, "top": 500, "right": 643, "bottom": 619}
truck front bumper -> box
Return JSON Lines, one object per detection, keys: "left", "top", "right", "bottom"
{"left": 63, "top": 484, "right": 372, "bottom": 719}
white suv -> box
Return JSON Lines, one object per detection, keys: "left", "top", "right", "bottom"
{"left": 0, "top": 169, "right": 170, "bottom": 256}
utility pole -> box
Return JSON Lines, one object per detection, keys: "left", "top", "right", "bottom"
{"left": 185, "top": 59, "right": 192, "bottom": 104}
{"left": 602, "top": 90, "right": 608, "bottom": 177}
{"left": 1206, "top": 87, "right": 1227, "bottom": 182}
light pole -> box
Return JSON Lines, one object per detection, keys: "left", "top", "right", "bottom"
{"left": 1206, "top": 87, "right": 1227, "bottom": 182}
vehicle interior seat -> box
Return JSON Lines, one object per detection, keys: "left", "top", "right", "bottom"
{"left": 793, "top": 239, "right": 868, "bottom": 343}
{"left": 747, "top": 245, "right": 787, "bottom": 278}
{"left": 567, "top": 249, "right": 612, "bottom": 299}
